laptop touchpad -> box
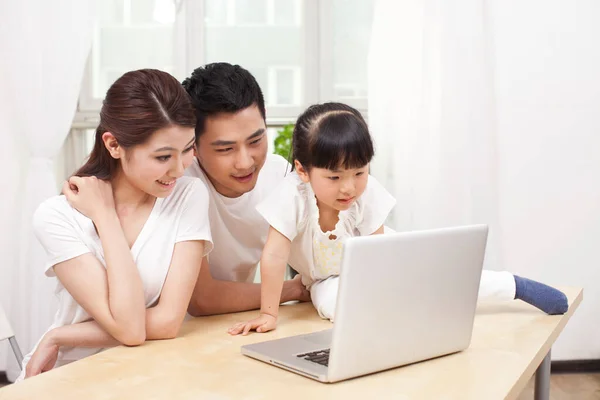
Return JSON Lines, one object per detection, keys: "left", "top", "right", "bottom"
{"left": 302, "top": 330, "right": 333, "bottom": 346}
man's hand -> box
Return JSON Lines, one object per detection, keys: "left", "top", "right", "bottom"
{"left": 289, "top": 274, "right": 311, "bottom": 302}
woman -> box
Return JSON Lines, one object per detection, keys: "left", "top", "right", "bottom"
{"left": 19, "top": 69, "right": 212, "bottom": 380}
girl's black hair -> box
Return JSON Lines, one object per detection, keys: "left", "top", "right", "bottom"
{"left": 291, "top": 102, "right": 374, "bottom": 171}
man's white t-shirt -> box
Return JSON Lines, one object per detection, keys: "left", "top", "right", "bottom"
{"left": 18, "top": 177, "right": 213, "bottom": 380}
{"left": 185, "top": 154, "right": 289, "bottom": 282}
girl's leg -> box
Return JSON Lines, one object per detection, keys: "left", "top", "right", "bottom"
{"left": 310, "top": 276, "right": 340, "bottom": 322}
{"left": 479, "top": 270, "right": 568, "bottom": 315}
{"left": 479, "top": 270, "right": 516, "bottom": 301}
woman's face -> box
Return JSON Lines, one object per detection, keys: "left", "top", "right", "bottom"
{"left": 111, "top": 125, "right": 196, "bottom": 198}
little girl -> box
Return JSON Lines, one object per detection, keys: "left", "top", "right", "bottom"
{"left": 229, "top": 102, "right": 568, "bottom": 335}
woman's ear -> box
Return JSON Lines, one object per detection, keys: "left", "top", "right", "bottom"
{"left": 102, "top": 132, "right": 121, "bottom": 159}
{"left": 294, "top": 160, "right": 310, "bottom": 183}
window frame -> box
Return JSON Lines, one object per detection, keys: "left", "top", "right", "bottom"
{"left": 76, "top": 0, "right": 368, "bottom": 122}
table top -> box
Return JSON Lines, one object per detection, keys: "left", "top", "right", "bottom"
{"left": 0, "top": 287, "right": 582, "bottom": 400}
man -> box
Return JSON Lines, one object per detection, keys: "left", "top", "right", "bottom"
{"left": 182, "top": 63, "right": 308, "bottom": 316}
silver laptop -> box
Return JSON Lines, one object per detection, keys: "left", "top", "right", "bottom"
{"left": 241, "top": 225, "right": 488, "bottom": 383}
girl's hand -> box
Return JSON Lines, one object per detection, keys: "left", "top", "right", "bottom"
{"left": 227, "top": 313, "right": 277, "bottom": 336}
{"left": 62, "top": 176, "right": 116, "bottom": 222}
{"left": 24, "top": 331, "right": 60, "bottom": 379}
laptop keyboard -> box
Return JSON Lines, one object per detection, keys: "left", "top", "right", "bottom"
{"left": 296, "top": 349, "right": 330, "bottom": 366}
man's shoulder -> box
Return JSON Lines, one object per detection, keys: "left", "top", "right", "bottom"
{"left": 184, "top": 158, "right": 209, "bottom": 182}
{"left": 259, "top": 153, "right": 290, "bottom": 184}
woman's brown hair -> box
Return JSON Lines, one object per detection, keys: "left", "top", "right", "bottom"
{"left": 75, "top": 69, "right": 196, "bottom": 179}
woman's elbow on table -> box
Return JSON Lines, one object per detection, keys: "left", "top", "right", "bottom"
{"left": 116, "top": 327, "right": 146, "bottom": 347}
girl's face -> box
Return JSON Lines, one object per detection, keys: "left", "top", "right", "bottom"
{"left": 104, "top": 125, "right": 196, "bottom": 198}
{"left": 295, "top": 160, "right": 369, "bottom": 212}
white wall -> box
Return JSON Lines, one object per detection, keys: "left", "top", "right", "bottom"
{"left": 491, "top": 0, "right": 600, "bottom": 359}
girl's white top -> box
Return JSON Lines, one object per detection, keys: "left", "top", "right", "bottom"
{"left": 256, "top": 172, "right": 396, "bottom": 288}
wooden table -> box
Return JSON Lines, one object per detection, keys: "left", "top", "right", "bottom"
{"left": 0, "top": 287, "right": 582, "bottom": 400}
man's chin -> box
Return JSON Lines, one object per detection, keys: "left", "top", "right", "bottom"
{"left": 229, "top": 176, "right": 258, "bottom": 196}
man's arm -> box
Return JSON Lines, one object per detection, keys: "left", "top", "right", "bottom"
{"left": 187, "top": 257, "right": 309, "bottom": 316}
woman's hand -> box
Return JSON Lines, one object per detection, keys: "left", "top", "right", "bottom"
{"left": 62, "top": 176, "right": 116, "bottom": 222}
{"left": 24, "top": 331, "right": 60, "bottom": 379}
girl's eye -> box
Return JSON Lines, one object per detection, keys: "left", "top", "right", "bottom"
{"left": 356, "top": 172, "right": 365, "bottom": 176}
{"left": 328, "top": 176, "right": 340, "bottom": 181}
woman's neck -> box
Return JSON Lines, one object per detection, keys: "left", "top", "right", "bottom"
{"left": 111, "top": 169, "right": 153, "bottom": 211}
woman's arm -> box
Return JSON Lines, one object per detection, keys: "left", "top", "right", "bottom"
{"left": 25, "top": 240, "right": 207, "bottom": 378}
{"left": 53, "top": 250, "right": 145, "bottom": 346}
{"left": 51, "top": 239, "right": 206, "bottom": 344}
{"left": 144, "top": 240, "right": 205, "bottom": 339}
{"left": 52, "top": 177, "right": 146, "bottom": 345}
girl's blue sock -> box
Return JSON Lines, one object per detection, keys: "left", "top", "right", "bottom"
{"left": 514, "top": 275, "right": 569, "bottom": 315}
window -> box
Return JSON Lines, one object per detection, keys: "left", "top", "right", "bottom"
{"left": 78, "top": 0, "right": 375, "bottom": 123}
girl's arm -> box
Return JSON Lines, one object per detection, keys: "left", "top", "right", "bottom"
{"left": 228, "top": 227, "right": 292, "bottom": 335}
{"left": 372, "top": 225, "right": 385, "bottom": 235}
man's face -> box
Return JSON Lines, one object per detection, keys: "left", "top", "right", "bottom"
{"left": 195, "top": 104, "right": 268, "bottom": 198}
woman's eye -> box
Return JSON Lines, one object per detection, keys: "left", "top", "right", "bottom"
{"left": 156, "top": 155, "right": 170, "bottom": 162}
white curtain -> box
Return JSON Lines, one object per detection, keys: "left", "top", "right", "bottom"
{"left": 368, "top": 0, "right": 503, "bottom": 271}
{"left": 0, "top": 0, "right": 94, "bottom": 381}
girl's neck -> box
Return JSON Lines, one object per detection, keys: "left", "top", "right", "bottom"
{"left": 316, "top": 198, "right": 340, "bottom": 233}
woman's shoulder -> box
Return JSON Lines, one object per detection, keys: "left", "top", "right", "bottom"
{"left": 34, "top": 195, "right": 73, "bottom": 222}
{"left": 33, "top": 195, "right": 79, "bottom": 232}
